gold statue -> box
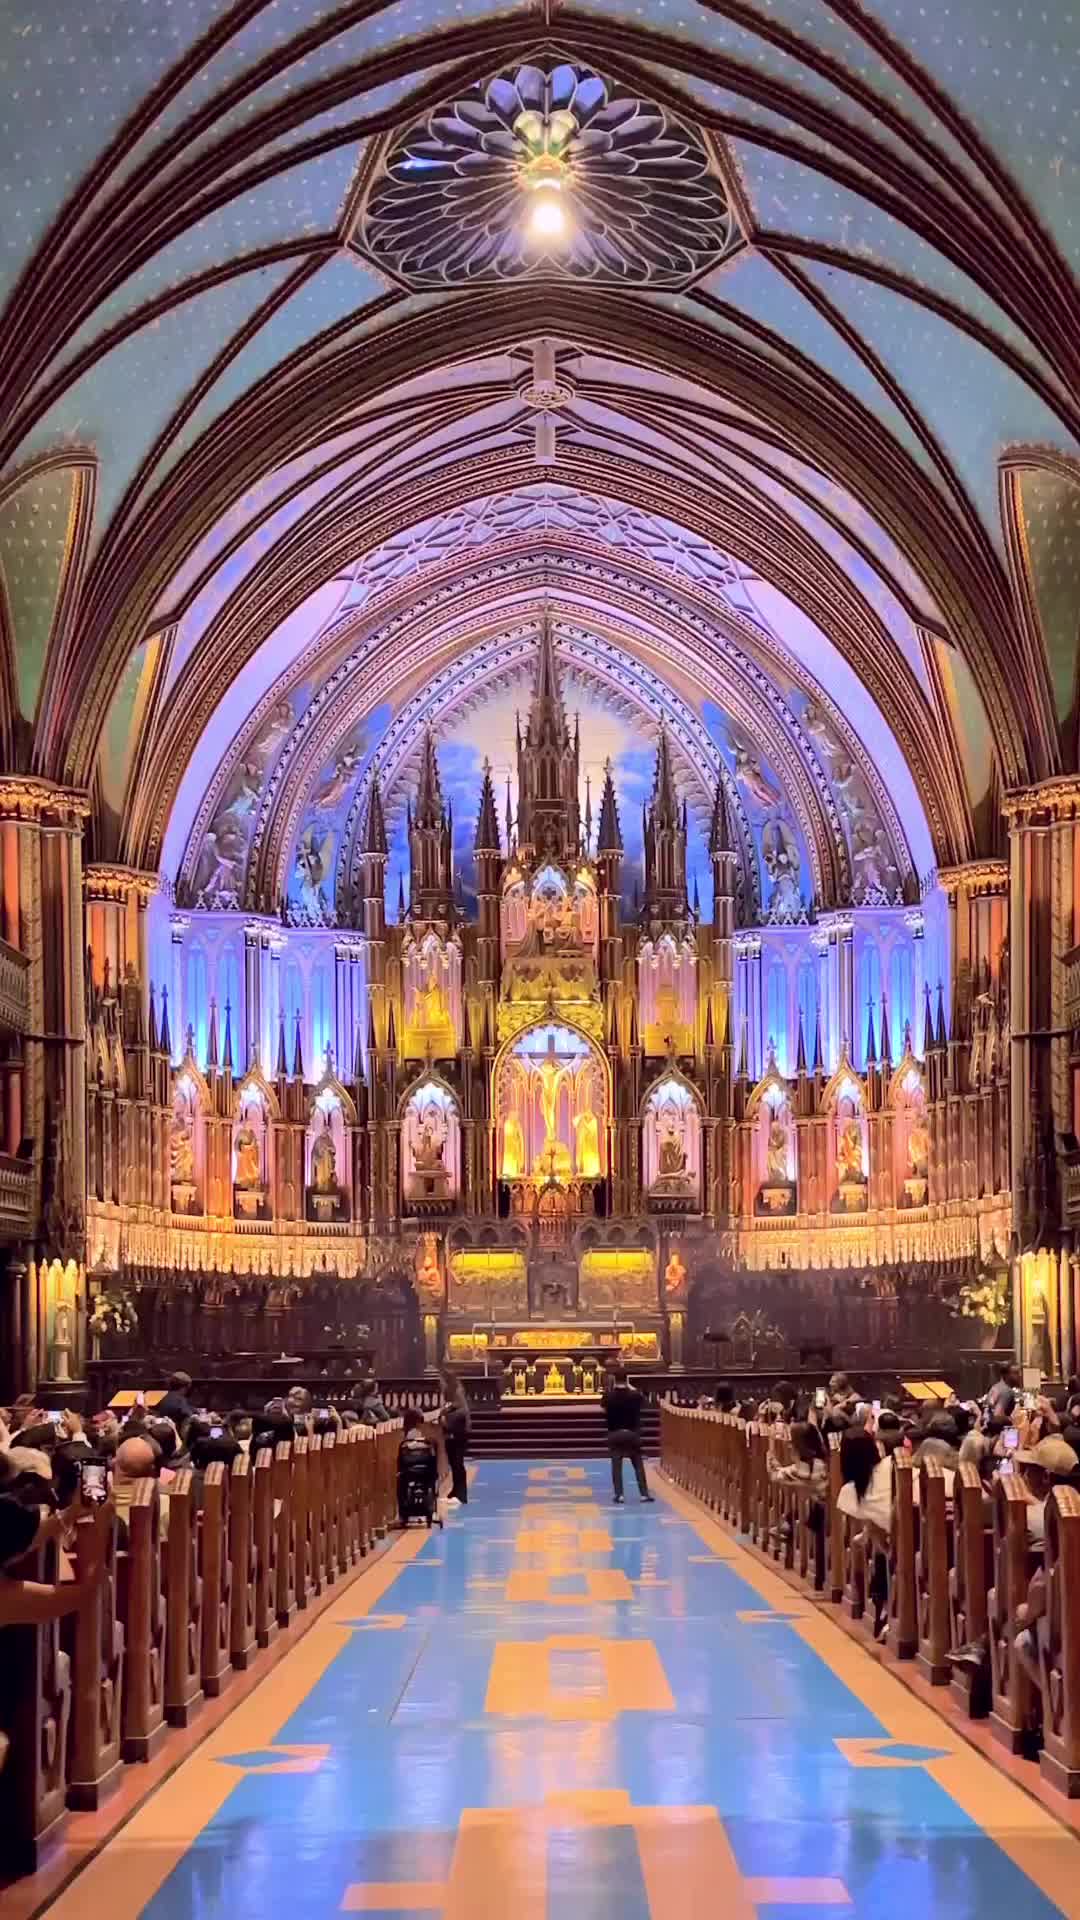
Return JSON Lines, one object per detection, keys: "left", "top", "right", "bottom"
{"left": 837, "top": 1117, "right": 865, "bottom": 1184}
{"left": 664, "top": 1246, "right": 688, "bottom": 1299}
{"left": 234, "top": 1123, "right": 261, "bottom": 1188}
{"left": 543, "top": 1361, "right": 566, "bottom": 1394}
{"left": 311, "top": 1121, "right": 337, "bottom": 1193}
{"left": 501, "top": 1108, "right": 525, "bottom": 1179}
{"left": 414, "top": 1232, "right": 442, "bottom": 1303}
{"left": 574, "top": 1089, "right": 601, "bottom": 1178}
{"left": 535, "top": 1056, "right": 573, "bottom": 1177}
{"left": 907, "top": 1121, "right": 929, "bottom": 1178}
{"left": 170, "top": 1114, "right": 195, "bottom": 1184}
{"left": 414, "top": 952, "right": 449, "bottom": 1031}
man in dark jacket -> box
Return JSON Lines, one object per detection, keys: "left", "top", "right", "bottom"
{"left": 602, "top": 1366, "right": 654, "bottom": 1504}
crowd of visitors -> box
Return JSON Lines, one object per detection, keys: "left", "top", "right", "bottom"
{"left": 718, "top": 1360, "right": 1080, "bottom": 1664}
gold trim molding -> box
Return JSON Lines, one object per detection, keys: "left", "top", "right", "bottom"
{"left": 84, "top": 863, "right": 159, "bottom": 903}
{"left": 937, "top": 860, "right": 1009, "bottom": 898}
{"left": 0, "top": 777, "right": 91, "bottom": 824}
{"left": 1003, "top": 777, "right": 1080, "bottom": 826}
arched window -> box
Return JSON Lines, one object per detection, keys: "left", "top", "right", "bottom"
{"left": 889, "top": 943, "right": 913, "bottom": 1058}
{"left": 796, "top": 959, "right": 817, "bottom": 1063}
{"left": 765, "top": 959, "right": 788, "bottom": 1074}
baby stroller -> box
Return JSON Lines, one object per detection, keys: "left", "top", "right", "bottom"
{"left": 397, "top": 1432, "right": 442, "bottom": 1528}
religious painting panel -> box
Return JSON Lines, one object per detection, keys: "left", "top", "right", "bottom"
{"left": 447, "top": 1246, "right": 528, "bottom": 1318}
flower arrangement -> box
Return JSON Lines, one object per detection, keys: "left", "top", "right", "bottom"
{"left": 88, "top": 1290, "right": 139, "bottom": 1337}
{"left": 955, "top": 1267, "right": 1011, "bottom": 1330}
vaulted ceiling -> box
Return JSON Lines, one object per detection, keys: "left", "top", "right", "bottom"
{"left": 1, "top": 1, "right": 1078, "bottom": 908}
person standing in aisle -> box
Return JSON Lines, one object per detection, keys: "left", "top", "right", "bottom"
{"left": 603, "top": 1364, "right": 655, "bottom": 1504}
{"left": 439, "top": 1370, "right": 470, "bottom": 1507}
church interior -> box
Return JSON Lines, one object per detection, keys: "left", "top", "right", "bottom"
{"left": 3, "top": 2, "right": 1080, "bottom": 1913}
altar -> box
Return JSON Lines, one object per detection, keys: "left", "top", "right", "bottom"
{"left": 444, "top": 1325, "right": 663, "bottom": 1394}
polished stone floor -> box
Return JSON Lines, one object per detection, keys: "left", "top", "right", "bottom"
{"left": 40, "top": 1462, "right": 1080, "bottom": 1918}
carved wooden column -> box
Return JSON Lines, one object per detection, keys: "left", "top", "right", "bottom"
{"left": 1003, "top": 779, "right": 1080, "bottom": 1370}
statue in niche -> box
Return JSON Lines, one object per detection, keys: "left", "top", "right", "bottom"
{"left": 311, "top": 1121, "right": 338, "bottom": 1194}
{"left": 851, "top": 819, "right": 897, "bottom": 899}
{"left": 502, "top": 1108, "right": 525, "bottom": 1179}
{"left": 413, "top": 1105, "right": 447, "bottom": 1171}
{"left": 657, "top": 1100, "right": 688, "bottom": 1177}
{"left": 414, "top": 951, "right": 450, "bottom": 1032}
{"left": 170, "top": 1113, "right": 196, "bottom": 1186}
{"left": 664, "top": 1245, "right": 688, "bottom": 1300}
{"left": 762, "top": 818, "right": 802, "bottom": 917}
{"left": 574, "top": 1086, "right": 601, "bottom": 1178}
{"left": 235, "top": 1124, "right": 262, "bottom": 1189}
{"left": 766, "top": 1119, "right": 790, "bottom": 1185}
{"left": 837, "top": 1119, "right": 865, "bottom": 1185}
{"left": 907, "top": 1121, "right": 929, "bottom": 1179}
{"left": 414, "top": 1232, "right": 442, "bottom": 1305}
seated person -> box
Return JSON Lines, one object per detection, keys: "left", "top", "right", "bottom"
{"left": 396, "top": 1409, "right": 438, "bottom": 1524}
{"left": 111, "top": 1435, "right": 169, "bottom": 1540}
{"left": 1012, "top": 1433, "right": 1079, "bottom": 1545}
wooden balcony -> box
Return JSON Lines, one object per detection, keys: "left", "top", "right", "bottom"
{"left": 0, "top": 936, "right": 29, "bottom": 1035}
{"left": 0, "top": 1148, "right": 34, "bottom": 1237}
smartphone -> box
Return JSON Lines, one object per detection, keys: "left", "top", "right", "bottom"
{"left": 45, "top": 1410, "right": 65, "bottom": 1425}
{"left": 316, "top": 1408, "right": 330, "bottom": 1420}
{"left": 209, "top": 1426, "right": 225, "bottom": 1439}
{"left": 1003, "top": 1427, "right": 1020, "bottom": 1451}
{"left": 872, "top": 1400, "right": 882, "bottom": 1419}
{"left": 1023, "top": 1391, "right": 1038, "bottom": 1412}
{"left": 78, "top": 1459, "right": 108, "bottom": 1503}
{"left": 815, "top": 1388, "right": 827, "bottom": 1409}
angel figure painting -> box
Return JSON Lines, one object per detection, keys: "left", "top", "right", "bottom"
{"left": 293, "top": 825, "right": 335, "bottom": 923}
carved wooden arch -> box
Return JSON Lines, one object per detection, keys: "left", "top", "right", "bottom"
{"left": 639, "top": 1063, "right": 706, "bottom": 1123}
{"left": 999, "top": 447, "right": 1080, "bottom": 775}
{"left": 174, "top": 525, "right": 915, "bottom": 917}
{"left": 132, "top": 437, "right": 967, "bottom": 882}
{"left": 63, "top": 286, "right": 1038, "bottom": 822}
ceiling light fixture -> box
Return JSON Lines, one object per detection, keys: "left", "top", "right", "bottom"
{"left": 515, "top": 90, "right": 576, "bottom": 247}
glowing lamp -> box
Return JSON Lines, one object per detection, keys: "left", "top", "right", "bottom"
{"left": 529, "top": 180, "right": 566, "bottom": 239}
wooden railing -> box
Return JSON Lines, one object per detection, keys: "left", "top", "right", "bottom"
{"left": 0, "top": 1421, "right": 402, "bottom": 1878}
{"left": 661, "top": 1403, "right": 1080, "bottom": 1803}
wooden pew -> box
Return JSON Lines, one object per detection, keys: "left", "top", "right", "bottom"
{"left": 0, "top": 1530, "right": 72, "bottom": 1875}
{"left": 200, "top": 1462, "right": 233, "bottom": 1698}
{"left": 292, "top": 1436, "right": 311, "bottom": 1611}
{"left": 274, "top": 1440, "right": 297, "bottom": 1626}
{"left": 1038, "top": 1486, "right": 1080, "bottom": 1796}
{"left": 948, "top": 1463, "right": 992, "bottom": 1717}
{"left": 252, "top": 1443, "right": 278, "bottom": 1650}
{"left": 888, "top": 1454, "right": 918, "bottom": 1659}
{"left": 988, "top": 1470, "right": 1041, "bottom": 1757}
{"left": 916, "top": 1457, "right": 952, "bottom": 1684}
{"left": 67, "top": 1501, "right": 124, "bottom": 1808}
{"left": 229, "top": 1452, "right": 258, "bottom": 1671}
{"left": 825, "top": 1434, "right": 845, "bottom": 1604}
{"left": 119, "top": 1479, "right": 167, "bottom": 1759}
{"left": 164, "top": 1471, "right": 203, "bottom": 1727}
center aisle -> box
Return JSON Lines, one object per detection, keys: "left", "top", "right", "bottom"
{"left": 41, "top": 1463, "right": 1080, "bottom": 1918}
